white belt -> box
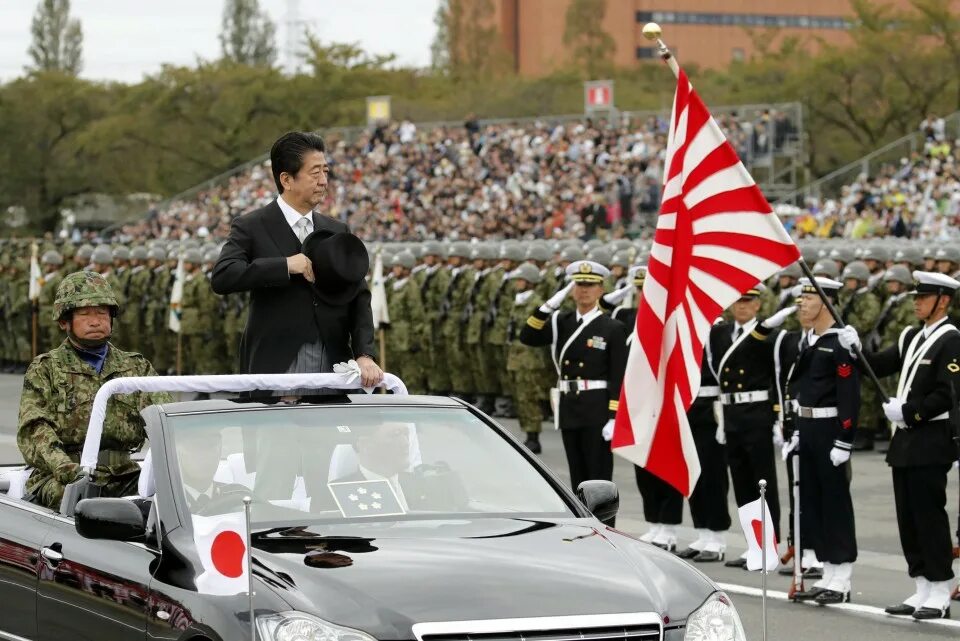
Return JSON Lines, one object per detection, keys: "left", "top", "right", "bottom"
{"left": 558, "top": 379, "right": 608, "bottom": 393}
{"left": 795, "top": 405, "right": 838, "bottom": 419}
{"left": 720, "top": 390, "right": 769, "bottom": 405}
{"left": 698, "top": 386, "right": 720, "bottom": 398}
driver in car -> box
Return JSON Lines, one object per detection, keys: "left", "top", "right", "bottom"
{"left": 17, "top": 272, "right": 171, "bottom": 510}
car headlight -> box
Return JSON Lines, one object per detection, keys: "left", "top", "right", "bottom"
{"left": 257, "top": 612, "right": 379, "bottom": 641}
{"left": 683, "top": 592, "right": 746, "bottom": 641}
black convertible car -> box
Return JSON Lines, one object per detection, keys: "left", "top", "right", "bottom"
{"left": 0, "top": 391, "right": 745, "bottom": 641}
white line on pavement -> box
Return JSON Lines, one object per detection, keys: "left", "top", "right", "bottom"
{"left": 718, "top": 582, "right": 960, "bottom": 630}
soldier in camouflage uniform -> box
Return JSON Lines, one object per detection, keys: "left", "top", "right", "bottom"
{"left": 464, "top": 244, "right": 499, "bottom": 412}
{"left": 37, "top": 250, "right": 65, "bottom": 354}
{"left": 488, "top": 245, "right": 524, "bottom": 416}
{"left": 384, "top": 251, "right": 428, "bottom": 393}
{"left": 121, "top": 246, "right": 151, "bottom": 358}
{"left": 415, "top": 242, "right": 451, "bottom": 394}
{"left": 17, "top": 271, "right": 171, "bottom": 510}
{"left": 526, "top": 244, "right": 558, "bottom": 301}
{"left": 440, "top": 242, "right": 476, "bottom": 400}
{"left": 6, "top": 257, "right": 32, "bottom": 372}
{"left": 506, "top": 263, "right": 551, "bottom": 450}
{"left": 838, "top": 261, "right": 882, "bottom": 450}
{"left": 148, "top": 249, "right": 178, "bottom": 375}
{"left": 179, "top": 248, "right": 220, "bottom": 375}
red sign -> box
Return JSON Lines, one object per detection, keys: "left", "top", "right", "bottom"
{"left": 588, "top": 85, "right": 611, "bottom": 107}
{"left": 584, "top": 81, "right": 614, "bottom": 112}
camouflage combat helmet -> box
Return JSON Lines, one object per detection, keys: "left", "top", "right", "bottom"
{"left": 75, "top": 244, "right": 95, "bottom": 261}
{"left": 841, "top": 260, "right": 870, "bottom": 283}
{"left": 778, "top": 262, "right": 802, "bottom": 280}
{"left": 183, "top": 247, "right": 204, "bottom": 264}
{"left": 610, "top": 250, "right": 632, "bottom": 268}
{"left": 812, "top": 258, "right": 840, "bottom": 279}
{"left": 41, "top": 250, "right": 64, "bottom": 266}
{"left": 499, "top": 244, "right": 525, "bottom": 262}
{"left": 586, "top": 247, "right": 613, "bottom": 267}
{"left": 449, "top": 242, "right": 472, "bottom": 259}
{"left": 509, "top": 262, "right": 541, "bottom": 284}
{"left": 422, "top": 240, "right": 445, "bottom": 258}
{"left": 204, "top": 249, "right": 219, "bottom": 264}
{"left": 470, "top": 244, "right": 496, "bottom": 261}
{"left": 130, "top": 246, "right": 149, "bottom": 261}
{"left": 90, "top": 245, "right": 113, "bottom": 265}
{"left": 53, "top": 271, "right": 119, "bottom": 321}
{"left": 112, "top": 246, "right": 130, "bottom": 262}
{"left": 559, "top": 246, "right": 585, "bottom": 263}
{"left": 525, "top": 244, "right": 553, "bottom": 263}
{"left": 883, "top": 264, "right": 913, "bottom": 285}
{"left": 390, "top": 250, "right": 417, "bottom": 270}
{"left": 146, "top": 247, "right": 166, "bottom": 262}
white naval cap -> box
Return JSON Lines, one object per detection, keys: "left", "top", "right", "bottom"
{"left": 910, "top": 270, "right": 960, "bottom": 295}
{"left": 566, "top": 260, "right": 610, "bottom": 283}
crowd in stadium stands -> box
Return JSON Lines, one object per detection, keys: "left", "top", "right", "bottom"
{"left": 788, "top": 115, "right": 960, "bottom": 241}
{"left": 110, "top": 109, "right": 797, "bottom": 244}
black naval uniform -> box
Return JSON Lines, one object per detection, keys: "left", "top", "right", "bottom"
{"left": 863, "top": 318, "right": 960, "bottom": 583}
{"left": 612, "top": 304, "right": 683, "bottom": 528}
{"left": 791, "top": 325, "right": 860, "bottom": 565}
{"left": 687, "top": 344, "right": 731, "bottom": 533}
{"left": 770, "top": 327, "right": 805, "bottom": 549}
{"left": 710, "top": 319, "right": 781, "bottom": 539}
{"left": 520, "top": 305, "right": 627, "bottom": 489}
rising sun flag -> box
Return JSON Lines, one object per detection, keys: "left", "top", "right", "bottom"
{"left": 611, "top": 68, "right": 801, "bottom": 496}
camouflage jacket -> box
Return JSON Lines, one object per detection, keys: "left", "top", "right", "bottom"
{"left": 506, "top": 291, "right": 552, "bottom": 371}
{"left": 18, "top": 341, "right": 171, "bottom": 487}
{"left": 838, "top": 287, "right": 882, "bottom": 335}
{"left": 487, "top": 273, "right": 516, "bottom": 346}
{"left": 440, "top": 266, "right": 475, "bottom": 338}
{"left": 179, "top": 272, "right": 218, "bottom": 336}
{"left": 419, "top": 265, "right": 451, "bottom": 325}
{"left": 145, "top": 267, "right": 171, "bottom": 331}
{"left": 877, "top": 293, "right": 915, "bottom": 350}
{"left": 385, "top": 277, "right": 427, "bottom": 352}
{"left": 465, "top": 269, "right": 497, "bottom": 345}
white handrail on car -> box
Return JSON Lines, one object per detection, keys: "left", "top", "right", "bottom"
{"left": 80, "top": 371, "right": 408, "bottom": 471}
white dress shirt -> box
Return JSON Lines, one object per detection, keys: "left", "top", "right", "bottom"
{"left": 277, "top": 194, "right": 314, "bottom": 239}
{"left": 358, "top": 464, "right": 409, "bottom": 510}
{"left": 923, "top": 316, "right": 950, "bottom": 339}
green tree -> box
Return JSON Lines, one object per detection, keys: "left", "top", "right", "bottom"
{"left": 436, "top": 0, "right": 511, "bottom": 82}
{"left": 219, "top": 0, "right": 277, "bottom": 67}
{"left": 430, "top": 0, "right": 451, "bottom": 73}
{"left": 26, "top": 0, "right": 83, "bottom": 76}
{"left": 563, "top": 0, "right": 616, "bottom": 78}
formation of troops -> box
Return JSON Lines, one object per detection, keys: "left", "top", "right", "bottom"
{"left": 3, "top": 232, "right": 960, "bottom": 618}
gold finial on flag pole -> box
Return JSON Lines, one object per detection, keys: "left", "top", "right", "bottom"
{"left": 641, "top": 23, "right": 680, "bottom": 77}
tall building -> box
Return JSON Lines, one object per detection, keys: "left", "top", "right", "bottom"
{"left": 492, "top": 0, "right": 923, "bottom": 75}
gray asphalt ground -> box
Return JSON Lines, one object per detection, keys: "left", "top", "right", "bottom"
{"left": 1, "top": 374, "right": 959, "bottom": 638}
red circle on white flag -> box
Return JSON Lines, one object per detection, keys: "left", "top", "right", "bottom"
{"left": 210, "top": 530, "right": 246, "bottom": 578}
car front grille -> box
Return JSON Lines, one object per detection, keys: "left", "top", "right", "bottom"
{"left": 413, "top": 613, "right": 662, "bottom": 641}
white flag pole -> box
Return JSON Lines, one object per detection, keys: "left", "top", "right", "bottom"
{"left": 243, "top": 496, "right": 256, "bottom": 641}
{"left": 759, "top": 479, "right": 768, "bottom": 641}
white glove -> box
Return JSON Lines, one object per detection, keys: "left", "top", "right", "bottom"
{"left": 602, "top": 284, "right": 633, "bottom": 307}
{"left": 602, "top": 419, "right": 615, "bottom": 442}
{"left": 762, "top": 306, "right": 797, "bottom": 329}
{"left": 333, "top": 360, "right": 374, "bottom": 393}
{"left": 715, "top": 423, "right": 726, "bottom": 445}
{"left": 837, "top": 325, "right": 861, "bottom": 354}
{"left": 781, "top": 432, "right": 799, "bottom": 461}
{"left": 829, "top": 447, "right": 851, "bottom": 467}
{"left": 540, "top": 281, "right": 575, "bottom": 312}
{"left": 882, "top": 397, "right": 905, "bottom": 423}
{"left": 772, "top": 420, "right": 784, "bottom": 448}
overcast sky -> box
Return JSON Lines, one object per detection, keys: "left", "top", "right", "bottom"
{"left": 0, "top": 0, "right": 438, "bottom": 82}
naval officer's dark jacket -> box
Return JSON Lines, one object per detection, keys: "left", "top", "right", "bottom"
{"left": 863, "top": 321, "right": 960, "bottom": 467}
{"left": 709, "top": 320, "right": 777, "bottom": 432}
{"left": 789, "top": 326, "right": 861, "bottom": 451}
{"left": 520, "top": 306, "right": 627, "bottom": 430}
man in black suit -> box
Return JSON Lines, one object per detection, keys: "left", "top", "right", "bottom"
{"left": 211, "top": 131, "right": 381, "bottom": 388}
{"left": 710, "top": 285, "right": 780, "bottom": 568}
{"left": 520, "top": 260, "right": 627, "bottom": 491}
{"left": 840, "top": 271, "right": 960, "bottom": 620}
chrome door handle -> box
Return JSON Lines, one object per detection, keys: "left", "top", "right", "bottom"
{"left": 40, "top": 547, "right": 63, "bottom": 565}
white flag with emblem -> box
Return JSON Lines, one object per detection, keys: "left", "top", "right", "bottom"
{"left": 737, "top": 497, "right": 779, "bottom": 571}
{"left": 192, "top": 512, "right": 249, "bottom": 595}
{"left": 29, "top": 243, "right": 43, "bottom": 301}
{"left": 370, "top": 250, "right": 390, "bottom": 329}
{"left": 168, "top": 255, "right": 184, "bottom": 333}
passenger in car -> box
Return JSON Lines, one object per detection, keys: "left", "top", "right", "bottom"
{"left": 16, "top": 272, "right": 171, "bottom": 510}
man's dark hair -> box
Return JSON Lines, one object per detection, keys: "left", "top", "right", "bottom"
{"left": 270, "top": 131, "right": 326, "bottom": 193}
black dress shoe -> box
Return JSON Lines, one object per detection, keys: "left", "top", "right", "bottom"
{"left": 523, "top": 435, "right": 541, "bottom": 454}
{"left": 724, "top": 557, "right": 747, "bottom": 568}
{"left": 793, "top": 587, "right": 827, "bottom": 601}
{"left": 913, "top": 606, "right": 950, "bottom": 620}
{"left": 676, "top": 547, "right": 700, "bottom": 559}
{"left": 884, "top": 603, "right": 916, "bottom": 616}
{"left": 815, "top": 589, "right": 850, "bottom": 605}
{"left": 693, "top": 550, "right": 725, "bottom": 563}
{"left": 803, "top": 566, "right": 823, "bottom": 579}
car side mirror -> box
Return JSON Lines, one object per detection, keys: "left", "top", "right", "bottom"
{"left": 75, "top": 498, "right": 145, "bottom": 542}
{"left": 577, "top": 480, "right": 619, "bottom": 523}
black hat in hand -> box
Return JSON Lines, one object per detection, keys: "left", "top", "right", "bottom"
{"left": 301, "top": 229, "right": 370, "bottom": 306}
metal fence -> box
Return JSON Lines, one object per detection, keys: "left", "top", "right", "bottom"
{"left": 777, "top": 111, "right": 960, "bottom": 205}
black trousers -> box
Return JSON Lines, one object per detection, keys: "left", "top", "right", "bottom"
{"left": 561, "top": 426, "right": 613, "bottom": 490}
{"left": 726, "top": 426, "right": 780, "bottom": 540}
{"left": 635, "top": 466, "right": 683, "bottom": 525}
{"left": 892, "top": 464, "right": 954, "bottom": 582}
{"left": 688, "top": 417, "right": 731, "bottom": 531}
{"left": 798, "top": 418, "right": 857, "bottom": 564}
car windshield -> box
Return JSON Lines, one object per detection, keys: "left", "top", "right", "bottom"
{"left": 167, "top": 405, "right": 573, "bottom": 526}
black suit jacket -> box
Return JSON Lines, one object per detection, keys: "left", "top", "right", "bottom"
{"left": 710, "top": 321, "right": 776, "bottom": 431}
{"left": 211, "top": 201, "right": 376, "bottom": 374}
{"left": 865, "top": 324, "right": 960, "bottom": 467}
{"left": 520, "top": 307, "right": 627, "bottom": 430}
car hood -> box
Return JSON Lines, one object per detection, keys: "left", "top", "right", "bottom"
{"left": 251, "top": 518, "right": 714, "bottom": 638}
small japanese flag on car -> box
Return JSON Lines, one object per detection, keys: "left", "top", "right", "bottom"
{"left": 192, "top": 512, "right": 249, "bottom": 595}
{"left": 737, "top": 498, "right": 779, "bottom": 572}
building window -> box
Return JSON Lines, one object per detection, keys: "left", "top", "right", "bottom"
{"left": 636, "top": 47, "right": 657, "bottom": 60}
{"left": 639, "top": 11, "right": 850, "bottom": 30}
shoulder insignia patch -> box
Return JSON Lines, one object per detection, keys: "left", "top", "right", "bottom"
{"left": 837, "top": 363, "right": 852, "bottom": 378}
{"left": 842, "top": 418, "right": 852, "bottom": 430}
{"left": 948, "top": 363, "right": 960, "bottom": 373}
